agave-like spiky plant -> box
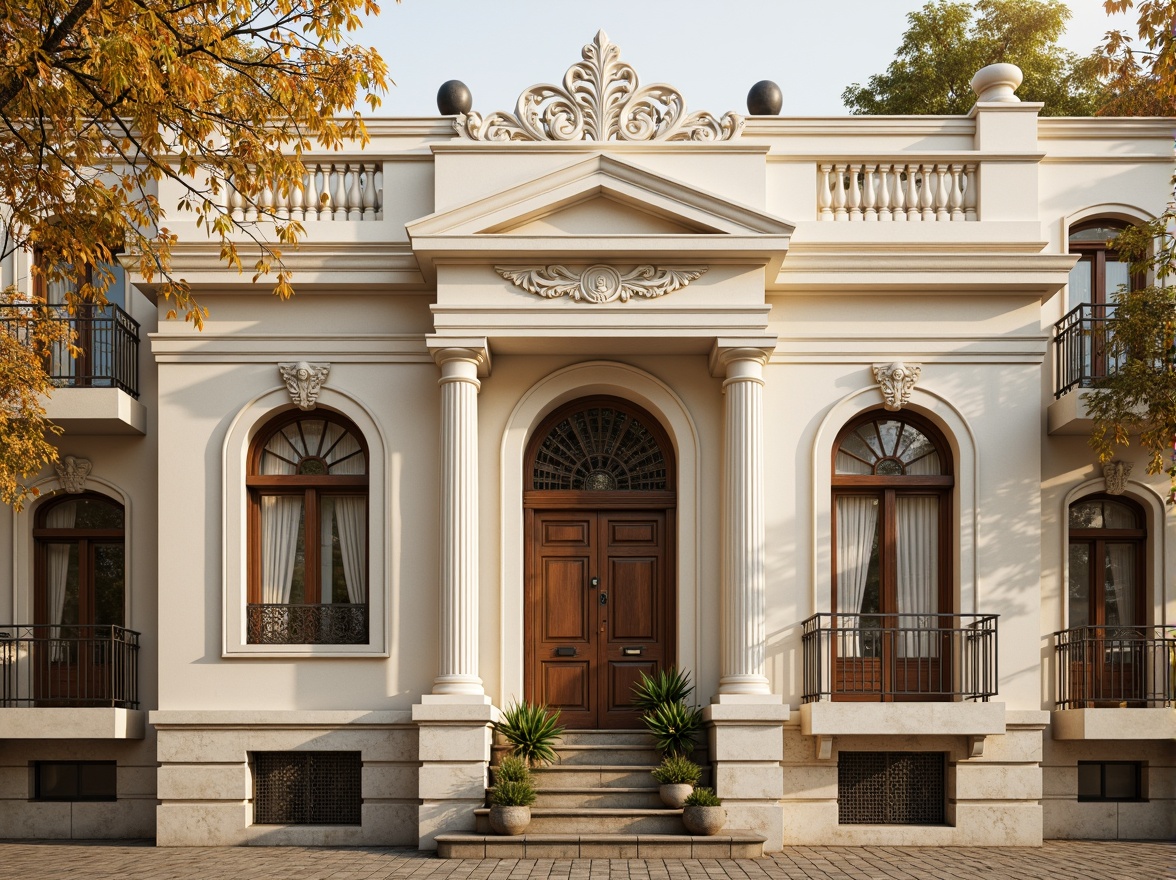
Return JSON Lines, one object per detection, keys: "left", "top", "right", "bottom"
{"left": 496, "top": 700, "right": 565, "bottom": 767}
{"left": 630, "top": 667, "right": 694, "bottom": 712}
{"left": 643, "top": 699, "right": 703, "bottom": 757}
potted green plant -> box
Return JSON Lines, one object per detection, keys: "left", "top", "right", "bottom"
{"left": 488, "top": 755, "right": 536, "bottom": 835}
{"left": 632, "top": 667, "right": 703, "bottom": 758}
{"left": 651, "top": 754, "right": 701, "bottom": 808}
{"left": 495, "top": 700, "right": 564, "bottom": 767}
{"left": 681, "top": 786, "right": 725, "bottom": 836}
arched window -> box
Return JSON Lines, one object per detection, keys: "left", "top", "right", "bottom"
{"left": 830, "top": 412, "right": 954, "bottom": 698}
{"left": 1067, "top": 221, "right": 1135, "bottom": 312}
{"left": 1068, "top": 496, "right": 1145, "bottom": 632}
{"left": 246, "top": 411, "right": 368, "bottom": 644}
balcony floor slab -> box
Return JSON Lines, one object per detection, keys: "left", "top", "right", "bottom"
{"left": 43, "top": 387, "right": 146, "bottom": 435}
{"left": 1050, "top": 707, "right": 1175, "bottom": 741}
{"left": 800, "top": 700, "right": 1006, "bottom": 737}
{"left": 0, "top": 707, "right": 145, "bottom": 739}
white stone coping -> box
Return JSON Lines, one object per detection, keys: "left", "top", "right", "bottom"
{"left": 1050, "top": 707, "right": 1176, "bottom": 741}
{"left": 149, "top": 709, "right": 413, "bottom": 728}
{"left": 799, "top": 701, "right": 1006, "bottom": 737}
{"left": 0, "top": 707, "right": 145, "bottom": 739}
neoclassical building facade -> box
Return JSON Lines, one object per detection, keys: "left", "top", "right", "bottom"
{"left": 0, "top": 33, "right": 1173, "bottom": 852}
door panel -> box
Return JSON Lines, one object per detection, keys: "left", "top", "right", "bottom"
{"left": 528, "top": 510, "right": 669, "bottom": 728}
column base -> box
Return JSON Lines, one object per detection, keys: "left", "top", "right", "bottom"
{"left": 413, "top": 700, "right": 498, "bottom": 849}
{"left": 431, "top": 675, "right": 486, "bottom": 696}
{"left": 716, "top": 674, "right": 773, "bottom": 697}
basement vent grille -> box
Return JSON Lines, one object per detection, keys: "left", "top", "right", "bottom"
{"left": 253, "top": 751, "right": 362, "bottom": 825}
{"left": 837, "top": 751, "right": 945, "bottom": 825}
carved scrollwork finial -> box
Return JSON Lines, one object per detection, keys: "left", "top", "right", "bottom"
{"left": 1103, "top": 460, "right": 1133, "bottom": 495}
{"left": 456, "top": 31, "right": 743, "bottom": 143}
{"left": 872, "top": 362, "right": 922, "bottom": 411}
{"left": 55, "top": 456, "right": 92, "bottom": 494}
{"left": 279, "top": 361, "right": 330, "bottom": 411}
{"left": 496, "top": 264, "right": 706, "bottom": 304}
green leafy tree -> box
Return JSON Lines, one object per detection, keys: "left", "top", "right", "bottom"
{"left": 0, "top": 0, "right": 389, "bottom": 508}
{"left": 842, "top": 0, "right": 1106, "bottom": 115}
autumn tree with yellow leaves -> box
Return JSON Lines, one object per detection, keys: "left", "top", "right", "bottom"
{"left": 0, "top": 0, "right": 387, "bottom": 507}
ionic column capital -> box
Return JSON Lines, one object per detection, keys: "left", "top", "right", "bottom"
{"left": 427, "top": 337, "right": 491, "bottom": 380}
{"left": 708, "top": 337, "right": 776, "bottom": 379}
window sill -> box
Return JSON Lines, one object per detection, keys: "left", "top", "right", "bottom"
{"left": 223, "top": 643, "right": 389, "bottom": 658}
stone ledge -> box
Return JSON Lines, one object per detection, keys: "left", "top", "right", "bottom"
{"left": 0, "top": 707, "right": 145, "bottom": 739}
{"left": 800, "top": 701, "right": 1006, "bottom": 737}
{"left": 149, "top": 709, "right": 413, "bottom": 727}
{"left": 1050, "top": 707, "right": 1176, "bottom": 741}
{"left": 435, "top": 831, "right": 766, "bottom": 859}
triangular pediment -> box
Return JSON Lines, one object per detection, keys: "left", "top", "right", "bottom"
{"left": 500, "top": 195, "right": 703, "bottom": 236}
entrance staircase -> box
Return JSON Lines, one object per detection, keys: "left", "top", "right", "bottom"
{"left": 434, "top": 730, "right": 766, "bottom": 859}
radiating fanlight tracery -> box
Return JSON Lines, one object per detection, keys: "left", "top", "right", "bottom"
{"left": 531, "top": 405, "right": 668, "bottom": 491}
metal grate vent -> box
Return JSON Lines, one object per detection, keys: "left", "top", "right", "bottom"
{"left": 253, "top": 752, "right": 362, "bottom": 825}
{"left": 838, "top": 751, "right": 945, "bottom": 825}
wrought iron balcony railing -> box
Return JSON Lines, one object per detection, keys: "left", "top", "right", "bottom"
{"left": 0, "top": 303, "right": 141, "bottom": 398}
{"left": 0, "top": 624, "right": 140, "bottom": 708}
{"left": 1054, "top": 625, "right": 1175, "bottom": 709}
{"left": 246, "top": 603, "right": 369, "bottom": 645}
{"left": 801, "top": 612, "right": 999, "bottom": 703}
{"left": 1054, "top": 303, "right": 1122, "bottom": 398}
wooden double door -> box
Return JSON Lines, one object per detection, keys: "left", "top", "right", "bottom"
{"left": 525, "top": 509, "right": 672, "bottom": 729}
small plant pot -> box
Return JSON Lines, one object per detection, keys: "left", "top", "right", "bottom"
{"left": 488, "top": 804, "right": 530, "bottom": 836}
{"left": 682, "top": 804, "right": 726, "bottom": 836}
{"left": 659, "top": 783, "right": 693, "bottom": 808}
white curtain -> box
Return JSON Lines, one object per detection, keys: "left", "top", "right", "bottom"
{"left": 896, "top": 496, "right": 938, "bottom": 657}
{"left": 328, "top": 432, "right": 366, "bottom": 605}
{"left": 44, "top": 502, "right": 77, "bottom": 661}
{"left": 260, "top": 432, "right": 302, "bottom": 605}
{"left": 836, "top": 496, "right": 878, "bottom": 657}
{"left": 1104, "top": 543, "right": 1135, "bottom": 630}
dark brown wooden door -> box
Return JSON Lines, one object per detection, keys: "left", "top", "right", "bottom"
{"left": 526, "top": 510, "right": 669, "bottom": 729}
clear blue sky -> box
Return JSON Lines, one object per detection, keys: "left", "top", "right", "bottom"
{"left": 359, "top": 0, "right": 1131, "bottom": 117}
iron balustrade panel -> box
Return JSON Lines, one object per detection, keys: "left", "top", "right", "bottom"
{"left": 1054, "top": 625, "right": 1174, "bottom": 709}
{"left": 1053, "top": 303, "right": 1122, "bottom": 398}
{"left": 246, "top": 604, "right": 369, "bottom": 645}
{"left": 800, "top": 612, "right": 999, "bottom": 702}
{"left": 0, "top": 624, "right": 140, "bottom": 708}
{"left": 0, "top": 303, "right": 141, "bottom": 398}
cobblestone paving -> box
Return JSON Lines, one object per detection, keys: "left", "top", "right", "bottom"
{"left": 0, "top": 840, "right": 1170, "bottom": 880}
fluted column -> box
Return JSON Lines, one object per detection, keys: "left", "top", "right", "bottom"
{"left": 711, "top": 342, "right": 774, "bottom": 696}
{"left": 432, "top": 345, "right": 488, "bottom": 696}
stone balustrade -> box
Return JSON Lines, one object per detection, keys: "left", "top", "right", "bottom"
{"left": 818, "top": 161, "right": 978, "bottom": 222}
{"left": 229, "top": 161, "right": 383, "bottom": 222}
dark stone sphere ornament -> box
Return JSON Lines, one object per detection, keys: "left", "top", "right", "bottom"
{"left": 746, "top": 80, "right": 783, "bottom": 116}
{"left": 437, "top": 80, "right": 473, "bottom": 116}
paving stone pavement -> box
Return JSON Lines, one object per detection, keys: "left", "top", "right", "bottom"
{"left": 0, "top": 840, "right": 1172, "bottom": 880}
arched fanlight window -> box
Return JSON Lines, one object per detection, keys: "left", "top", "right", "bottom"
{"left": 246, "top": 411, "right": 368, "bottom": 644}
{"left": 834, "top": 416, "right": 945, "bottom": 476}
{"left": 529, "top": 399, "right": 672, "bottom": 492}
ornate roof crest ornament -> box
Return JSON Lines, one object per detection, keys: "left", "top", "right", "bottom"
{"left": 55, "top": 456, "right": 92, "bottom": 494}
{"left": 1102, "top": 460, "right": 1133, "bottom": 495}
{"left": 872, "top": 362, "right": 922, "bottom": 412}
{"left": 496, "top": 264, "right": 707, "bottom": 304}
{"left": 279, "top": 361, "right": 330, "bottom": 411}
{"left": 457, "top": 31, "right": 743, "bottom": 142}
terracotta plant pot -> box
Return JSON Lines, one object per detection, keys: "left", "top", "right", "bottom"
{"left": 682, "top": 804, "right": 726, "bottom": 836}
{"left": 488, "top": 804, "right": 530, "bottom": 836}
{"left": 659, "top": 783, "right": 693, "bottom": 808}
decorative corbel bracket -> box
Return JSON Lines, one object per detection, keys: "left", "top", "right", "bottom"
{"left": 966, "top": 735, "right": 987, "bottom": 759}
{"left": 55, "top": 456, "right": 92, "bottom": 494}
{"left": 1102, "top": 460, "right": 1133, "bottom": 495}
{"left": 279, "top": 361, "right": 330, "bottom": 411}
{"left": 872, "top": 362, "right": 922, "bottom": 411}
{"left": 815, "top": 735, "right": 834, "bottom": 761}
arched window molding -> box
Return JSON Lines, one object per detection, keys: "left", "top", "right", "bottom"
{"left": 222, "top": 386, "right": 388, "bottom": 656}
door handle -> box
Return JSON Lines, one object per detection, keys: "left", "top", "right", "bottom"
{"left": 590, "top": 577, "right": 600, "bottom": 589}
{"left": 599, "top": 592, "right": 608, "bottom": 606}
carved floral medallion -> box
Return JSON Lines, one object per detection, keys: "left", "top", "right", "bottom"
{"left": 456, "top": 31, "right": 743, "bottom": 143}
{"left": 55, "top": 455, "right": 93, "bottom": 494}
{"left": 872, "top": 362, "right": 922, "bottom": 412}
{"left": 496, "top": 264, "right": 706, "bottom": 304}
{"left": 1102, "top": 460, "right": 1133, "bottom": 495}
{"left": 279, "top": 361, "right": 330, "bottom": 410}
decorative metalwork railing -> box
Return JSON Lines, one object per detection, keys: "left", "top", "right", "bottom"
{"left": 246, "top": 603, "right": 369, "bottom": 645}
{"left": 801, "top": 612, "right": 999, "bottom": 702}
{"left": 817, "top": 162, "right": 978, "bottom": 222}
{"left": 0, "top": 624, "right": 140, "bottom": 708}
{"left": 1054, "top": 303, "right": 1122, "bottom": 398}
{"left": 1054, "top": 625, "right": 1175, "bottom": 709}
{"left": 0, "top": 303, "right": 141, "bottom": 398}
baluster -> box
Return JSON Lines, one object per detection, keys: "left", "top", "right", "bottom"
{"left": 919, "top": 165, "right": 935, "bottom": 221}
{"left": 847, "top": 164, "right": 862, "bottom": 221}
{"left": 304, "top": 165, "right": 321, "bottom": 220}
{"left": 818, "top": 164, "right": 834, "bottom": 220}
{"left": 274, "top": 176, "right": 289, "bottom": 220}
{"left": 832, "top": 164, "right": 848, "bottom": 220}
{"left": 332, "top": 164, "right": 347, "bottom": 220}
{"left": 260, "top": 178, "right": 274, "bottom": 222}
{"left": 374, "top": 166, "right": 384, "bottom": 220}
{"left": 949, "top": 164, "right": 964, "bottom": 221}
{"left": 347, "top": 163, "right": 362, "bottom": 220}
{"left": 863, "top": 165, "right": 877, "bottom": 221}
{"left": 878, "top": 164, "right": 893, "bottom": 221}
{"left": 243, "top": 171, "right": 258, "bottom": 221}
{"left": 904, "top": 165, "right": 920, "bottom": 221}
{"left": 289, "top": 169, "right": 305, "bottom": 222}
{"left": 891, "top": 165, "right": 906, "bottom": 222}
{"left": 229, "top": 184, "right": 245, "bottom": 221}
{"left": 935, "top": 163, "right": 950, "bottom": 221}
{"left": 362, "top": 164, "right": 376, "bottom": 220}
{"left": 963, "top": 163, "right": 978, "bottom": 221}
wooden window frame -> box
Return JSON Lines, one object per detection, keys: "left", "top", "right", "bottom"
{"left": 1067, "top": 220, "right": 1142, "bottom": 305}
{"left": 32, "top": 492, "right": 125, "bottom": 628}
{"left": 1067, "top": 494, "right": 1146, "bottom": 629}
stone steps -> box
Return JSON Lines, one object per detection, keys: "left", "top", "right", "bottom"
{"left": 436, "top": 832, "right": 767, "bottom": 859}
{"left": 533, "top": 787, "right": 664, "bottom": 809}
{"left": 474, "top": 807, "right": 685, "bottom": 835}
